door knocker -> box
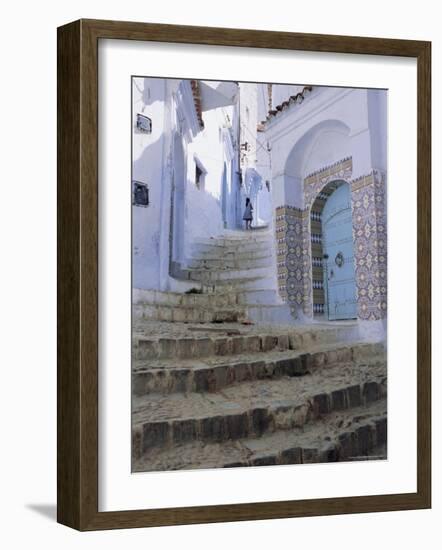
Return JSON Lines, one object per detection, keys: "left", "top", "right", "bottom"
{"left": 335, "top": 252, "right": 344, "bottom": 267}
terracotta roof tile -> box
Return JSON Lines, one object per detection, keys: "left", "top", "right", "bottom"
{"left": 261, "top": 86, "right": 314, "bottom": 126}
{"left": 190, "top": 80, "right": 205, "bottom": 130}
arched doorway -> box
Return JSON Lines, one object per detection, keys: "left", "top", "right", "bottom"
{"left": 311, "top": 181, "right": 357, "bottom": 320}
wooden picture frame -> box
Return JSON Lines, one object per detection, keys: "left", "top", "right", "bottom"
{"left": 57, "top": 18, "right": 431, "bottom": 531}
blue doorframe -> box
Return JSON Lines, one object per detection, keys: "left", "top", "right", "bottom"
{"left": 321, "top": 182, "right": 357, "bottom": 320}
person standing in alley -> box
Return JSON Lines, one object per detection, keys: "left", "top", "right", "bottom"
{"left": 243, "top": 197, "right": 253, "bottom": 230}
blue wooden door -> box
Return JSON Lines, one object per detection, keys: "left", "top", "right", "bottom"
{"left": 322, "top": 183, "right": 357, "bottom": 320}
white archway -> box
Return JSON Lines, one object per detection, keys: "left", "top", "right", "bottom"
{"left": 282, "top": 119, "right": 352, "bottom": 209}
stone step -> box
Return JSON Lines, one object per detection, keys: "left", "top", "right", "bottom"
{"left": 245, "top": 304, "right": 295, "bottom": 324}
{"left": 134, "top": 331, "right": 292, "bottom": 361}
{"left": 193, "top": 234, "right": 272, "bottom": 246}
{"left": 132, "top": 400, "right": 387, "bottom": 471}
{"left": 186, "top": 266, "right": 270, "bottom": 283}
{"left": 192, "top": 240, "right": 272, "bottom": 250}
{"left": 133, "top": 288, "right": 238, "bottom": 308}
{"left": 132, "top": 342, "right": 382, "bottom": 396}
{"left": 200, "top": 275, "right": 274, "bottom": 292}
{"left": 132, "top": 289, "right": 320, "bottom": 326}
{"left": 189, "top": 249, "right": 273, "bottom": 261}
{"left": 133, "top": 303, "right": 246, "bottom": 324}
{"left": 191, "top": 241, "right": 270, "bottom": 255}
{"left": 236, "top": 288, "right": 280, "bottom": 305}
{"left": 132, "top": 361, "right": 387, "bottom": 453}
{"left": 132, "top": 289, "right": 286, "bottom": 318}
{"left": 187, "top": 255, "right": 272, "bottom": 271}
{"left": 133, "top": 325, "right": 376, "bottom": 361}
{"left": 223, "top": 226, "right": 270, "bottom": 233}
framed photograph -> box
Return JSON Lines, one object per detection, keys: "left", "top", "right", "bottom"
{"left": 57, "top": 19, "right": 431, "bottom": 530}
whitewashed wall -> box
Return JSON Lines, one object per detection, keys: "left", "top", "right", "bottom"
{"left": 132, "top": 78, "right": 243, "bottom": 291}
{"left": 240, "top": 83, "right": 274, "bottom": 227}
{"left": 132, "top": 77, "right": 168, "bottom": 290}
{"left": 272, "top": 84, "right": 306, "bottom": 109}
{"left": 263, "top": 87, "right": 386, "bottom": 208}
{"left": 185, "top": 106, "right": 233, "bottom": 255}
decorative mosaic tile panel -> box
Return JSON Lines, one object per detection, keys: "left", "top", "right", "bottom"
{"left": 304, "top": 157, "right": 353, "bottom": 209}
{"left": 351, "top": 170, "right": 387, "bottom": 320}
{"left": 300, "top": 212, "right": 313, "bottom": 317}
{"left": 275, "top": 206, "right": 308, "bottom": 318}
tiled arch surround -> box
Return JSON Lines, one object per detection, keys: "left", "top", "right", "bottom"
{"left": 275, "top": 157, "right": 387, "bottom": 321}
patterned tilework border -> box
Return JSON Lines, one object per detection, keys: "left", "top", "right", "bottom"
{"left": 304, "top": 157, "right": 353, "bottom": 209}
{"left": 275, "top": 206, "right": 309, "bottom": 318}
{"left": 351, "top": 170, "right": 387, "bottom": 320}
{"left": 302, "top": 157, "right": 353, "bottom": 318}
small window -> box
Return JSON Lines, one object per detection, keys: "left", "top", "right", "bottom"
{"left": 136, "top": 113, "right": 152, "bottom": 133}
{"left": 132, "top": 181, "right": 149, "bottom": 207}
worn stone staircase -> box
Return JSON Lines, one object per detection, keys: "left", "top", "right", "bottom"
{"left": 132, "top": 229, "right": 387, "bottom": 472}
{"left": 132, "top": 321, "right": 387, "bottom": 471}
{"left": 134, "top": 229, "right": 293, "bottom": 324}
